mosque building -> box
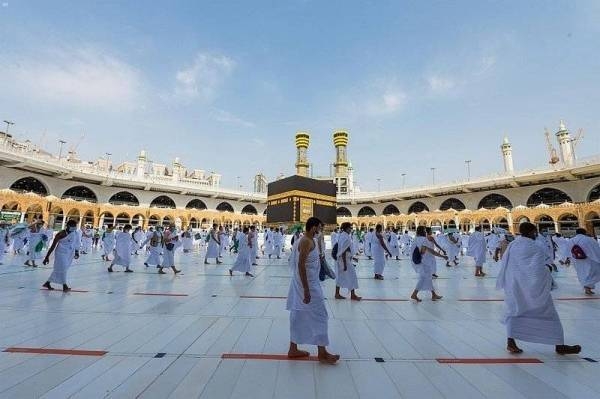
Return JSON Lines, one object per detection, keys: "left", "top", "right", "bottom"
{"left": 1, "top": 121, "right": 600, "bottom": 235}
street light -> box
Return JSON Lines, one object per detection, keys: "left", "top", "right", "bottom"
{"left": 58, "top": 140, "right": 66, "bottom": 160}
{"left": 431, "top": 167, "right": 436, "bottom": 185}
{"left": 377, "top": 178, "right": 381, "bottom": 192}
{"left": 401, "top": 173, "right": 406, "bottom": 189}
{"left": 3, "top": 120, "right": 14, "bottom": 145}
{"left": 465, "top": 160, "right": 472, "bottom": 181}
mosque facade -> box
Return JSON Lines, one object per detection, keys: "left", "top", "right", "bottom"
{"left": 1, "top": 122, "right": 600, "bottom": 235}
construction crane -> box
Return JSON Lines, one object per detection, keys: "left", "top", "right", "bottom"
{"left": 67, "top": 133, "right": 85, "bottom": 161}
{"left": 544, "top": 128, "right": 560, "bottom": 165}
{"left": 571, "top": 128, "right": 584, "bottom": 152}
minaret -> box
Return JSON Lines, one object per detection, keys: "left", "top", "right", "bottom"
{"left": 556, "top": 120, "right": 575, "bottom": 167}
{"left": 136, "top": 150, "right": 147, "bottom": 178}
{"left": 501, "top": 136, "right": 514, "bottom": 173}
{"left": 295, "top": 131, "right": 310, "bottom": 177}
{"left": 333, "top": 130, "right": 349, "bottom": 194}
{"left": 172, "top": 157, "right": 182, "bottom": 182}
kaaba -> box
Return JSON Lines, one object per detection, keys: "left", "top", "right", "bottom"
{"left": 266, "top": 175, "right": 337, "bottom": 229}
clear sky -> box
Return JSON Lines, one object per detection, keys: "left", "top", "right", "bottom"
{"left": 1, "top": 1, "right": 599, "bottom": 191}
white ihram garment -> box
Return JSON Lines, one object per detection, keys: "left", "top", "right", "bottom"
{"left": 231, "top": 232, "right": 252, "bottom": 273}
{"left": 372, "top": 233, "right": 387, "bottom": 275}
{"left": 570, "top": 234, "right": 600, "bottom": 289}
{"left": 467, "top": 232, "right": 487, "bottom": 265}
{"left": 411, "top": 236, "right": 435, "bottom": 291}
{"left": 48, "top": 231, "right": 78, "bottom": 285}
{"left": 286, "top": 238, "right": 329, "bottom": 346}
{"left": 496, "top": 236, "right": 564, "bottom": 345}
{"left": 335, "top": 232, "right": 358, "bottom": 290}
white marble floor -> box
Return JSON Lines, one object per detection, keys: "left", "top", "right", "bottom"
{"left": 0, "top": 247, "right": 599, "bottom": 398}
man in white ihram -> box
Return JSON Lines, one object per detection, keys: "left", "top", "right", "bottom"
{"left": 569, "top": 228, "right": 600, "bottom": 295}
{"left": 496, "top": 222, "right": 581, "bottom": 355}
{"left": 286, "top": 217, "right": 339, "bottom": 364}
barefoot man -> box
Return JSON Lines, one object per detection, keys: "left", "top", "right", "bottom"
{"left": 286, "top": 217, "right": 339, "bottom": 364}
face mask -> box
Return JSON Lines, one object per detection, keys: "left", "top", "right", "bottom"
{"left": 67, "top": 227, "right": 76, "bottom": 233}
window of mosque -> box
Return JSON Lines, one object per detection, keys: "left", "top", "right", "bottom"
{"left": 382, "top": 204, "right": 400, "bottom": 215}
{"left": 216, "top": 202, "right": 234, "bottom": 212}
{"left": 241, "top": 205, "right": 257, "bottom": 215}
{"left": 10, "top": 177, "right": 48, "bottom": 195}
{"left": 478, "top": 193, "right": 513, "bottom": 209}
{"left": 357, "top": 206, "right": 376, "bottom": 217}
{"left": 150, "top": 195, "right": 176, "bottom": 209}
{"left": 407, "top": 201, "right": 429, "bottom": 214}
{"left": 109, "top": 191, "right": 140, "bottom": 206}
{"left": 186, "top": 199, "right": 207, "bottom": 210}
{"left": 439, "top": 198, "right": 466, "bottom": 211}
{"left": 61, "top": 186, "right": 98, "bottom": 203}
{"left": 337, "top": 207, "right": 352, "bottom": 217}
{"left": 526, "top": 188, "right": 572, "bottom": 206}
{"left": 588, "top": 184, "right": 600, "bottom": 202}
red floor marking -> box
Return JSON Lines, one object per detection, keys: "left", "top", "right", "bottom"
{"left": 133, "top": 292, "right": 188, "bottom": 297}
{"left": 239, "top": 295, "right": 287, "bottom": 299}
{"left": 4, "top": 347, "right": 107, "bottom": 356}
{"left": 222, "top": 353, "right": 319, "bottom": 361}
{"left": 437, "top": 358, "right": 543, "bottom": 364}
{"left": 40, "top": 289, "right": 89, "bottom": 293}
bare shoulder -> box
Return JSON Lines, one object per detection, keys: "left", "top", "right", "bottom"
{"left": 299, "top": 236, "right": 314, "bottom": 251}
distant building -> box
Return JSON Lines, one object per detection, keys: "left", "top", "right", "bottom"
{"left": 254, "top": 173, "right": 268, "bottom": 193}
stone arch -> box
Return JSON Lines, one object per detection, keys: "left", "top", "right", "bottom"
{"left": 108, "top": 191, "right": 140, "bottom": 206}
{"left": 357, "top": 206, "right": 376, "bottom": 217}
{"left": 408, "top": 201, "right": 429, "bottom": 214}
{"left": 100, "top": 212, "right": 115, "bottom": 227}
{"left": 49, "top": 206, "right": 64, "bottom": 230}
{"left": 558, "top": 213, "right": 579, "bottom": 236}
{"left": 382, "top": 204, "right": 400, "bottom": 215}
{"left": 186, "top": 199, "right": 207, "bottom": 210}
{"left": 189, "top": 217, "right": 200, "bottom": 228}
{"left": 479, "top": 218, "right": 491, "bottom": 231}
{"left": 588, "top": 184, "right": 600, "bottom": 202}
{"left": 439, "top": 198, "right": 466, "bottom": 211}
{"left": 337, "top": 207, "right": 352, "bottom": 217}
{"left": 585, "top": 211, "right": 600, "bottom": 236}
{"left": 115, "top": 212, "right": 130, "bottom": 226}
{"left": 24, "top": 203, "right": 44, "bottom": 223}
{"left": 1, "top": 201, "right": 21, "bottom": 211}
{"left": 148, "top": 215, "right": 160, "bottom": 226}
{"left": 216, "top": 202, "right": 234, "bottom": 212}
{"left": 10, "top": 176, "right": 49, "bottom": 196}
{"left": 66, "top": 208, "right": 81, "bottom": 224}
{"left": 241, "top": 204, "right": 258, "bottom": 215}
{"left": 527, "top": 188, "right": 572, "bottom": 207}
{"left": 406, "top": 220, "right": 416, "bottom": 231}
{"left": 150, "top": 195, "right": 176, "bottom": 209}
{"left": 62, "top": 185, "right": 98, "bottom": 203}
{"left": 132, "top": 213, "right": 145, "bottom": 227}
{"left": 162, "top": 215, "right": 174, "bottom": 225}
{"left": 494, "top": 217, "right": 510, "bottom": 230}
{"left": 478, "top": 193, "right": 513, "bottom": 210}
{"left": 82, "top": 210, "right": 95, "bottom": 226}
{"left": 534, "top": 214, "right": 555, "bottom": 233}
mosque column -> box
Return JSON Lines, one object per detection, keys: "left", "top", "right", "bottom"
{"left": 507, "top": 213, "right": 514, "bottom": 234}
{"left": 61, "top": 217, "right": 67, "bottom": 230}
{"left": 554, "top": 221, "right": 560, "bottom": 234}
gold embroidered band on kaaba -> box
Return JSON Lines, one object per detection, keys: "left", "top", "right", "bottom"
{"left": 267, "top": 190, "right": 337, "bottom": 204}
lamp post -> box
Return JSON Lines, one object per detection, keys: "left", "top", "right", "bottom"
{"left": 431, "top": 167, "right": 436, "bottom": 185}
{"left": 465, "top": 160, "right": 472, "bottom": 181}
{"left": 3, "top": 120, "right": 14, "bottom": 145}
{"left": 58, "top": 140, "right": 66, "bottom": 160}
{"left": 401, "top": 173, "right": 406, "bottom": 189}
{"left": 377, "top": 178, "right": 381, "bottom": 192}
